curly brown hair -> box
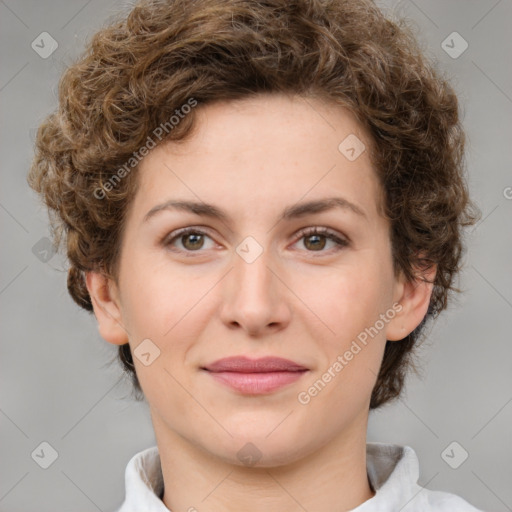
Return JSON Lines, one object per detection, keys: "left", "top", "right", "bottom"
{"left": 28, "top": 0, "right": 478, "bottom": 408}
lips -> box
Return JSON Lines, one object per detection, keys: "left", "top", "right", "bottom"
{"left": 202, "top": 356, "right": 308, "bottom": 373}
{"left": 201, "top": 356, "right": 309, "bottom": 394}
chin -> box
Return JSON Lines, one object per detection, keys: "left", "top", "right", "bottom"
{"left": 206, "top": 432, "right": 313, "bottom": 469}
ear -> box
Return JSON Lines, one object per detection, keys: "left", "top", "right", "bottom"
{"left": 85, "top": 271, "right": 129, "bottom": 346}
{"left": 385, "top": 263, "right": 436, "bottom": 342}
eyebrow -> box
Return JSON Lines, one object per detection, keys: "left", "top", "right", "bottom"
{"left": 143, "top": 196, "right": 367, "bottom": 224}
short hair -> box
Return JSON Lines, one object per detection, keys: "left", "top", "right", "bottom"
{"left": 28, "top": 0, "right": 478, "bottom": 408}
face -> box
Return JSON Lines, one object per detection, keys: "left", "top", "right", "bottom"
{"left": 88, "top": 93, "right": 430, "bottom": 467}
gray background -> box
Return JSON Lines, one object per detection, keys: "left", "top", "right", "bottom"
{"left": 1, "top": 0, "right": 511, "bottom": 511}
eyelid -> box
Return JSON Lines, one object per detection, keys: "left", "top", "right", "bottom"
{"left": 291, "top": 226, "right": 350, "bottom": 255}
{"left": 294, "top": 226, "right": 350, "bottom": 244}
{"left": 161, "top": 225, "right": 350, "bottom": 254}
{"left": 160, "top": 225, "right": 217, "bottom": 250}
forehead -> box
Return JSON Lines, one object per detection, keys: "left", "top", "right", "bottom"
{"left": 165, "top": 93, "right": 372, "bottom": 161}
{"left": 132, "top": 93, "right": 382, "bottom": 222}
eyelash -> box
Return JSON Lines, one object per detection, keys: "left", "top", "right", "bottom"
{"left": 162, "top": 226, "right": 349, "bottom": 257}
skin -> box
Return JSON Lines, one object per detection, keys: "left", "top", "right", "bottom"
{"left": 87, "top": 93, "right": 434, "bottom": 512}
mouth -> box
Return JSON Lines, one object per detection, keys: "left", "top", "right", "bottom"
{"left": 201, "top": 356, "right": 309, "bottom": 394}
{"left": 202, "top": 355, "right": 308, "bottom": 373}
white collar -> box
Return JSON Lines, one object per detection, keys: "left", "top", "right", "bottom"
{"left": 116, "top": 442, "right": 481, "bottom": 511}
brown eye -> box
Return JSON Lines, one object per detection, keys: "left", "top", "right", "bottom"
{"left": 303, "top": 233, "right": 327, "bottom": 251}
{"left": 164, "top": 228, "right": 215, "bottom": 254}
{"left": 181, "top": 232, "right": 205, "bottom": 250}
{"left": 296, "top": 227, "right": 349, "bottom": 253}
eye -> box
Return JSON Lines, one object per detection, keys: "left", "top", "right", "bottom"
{"left": 162, "top": 226, "right": 349, "bottom": 256}
{"left": 293, "top": 227, "right": 349, "bottom": 254}
{"left": 162, "top": 227, "right": 216, "bottom": 255}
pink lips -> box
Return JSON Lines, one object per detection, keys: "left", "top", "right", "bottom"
{"left": 202, "top": 356, "right": 309, "bottom": 394}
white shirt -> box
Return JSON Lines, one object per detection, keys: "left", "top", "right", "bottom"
{"left": 115, "top": 442, "right": 483, "bottom": 511}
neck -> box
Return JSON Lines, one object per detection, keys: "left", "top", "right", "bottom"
{"left": 152, "top": 409, "right": 376, "bottom": 512}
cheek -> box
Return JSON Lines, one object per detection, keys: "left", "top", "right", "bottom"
{"left": 301, "top": 257, "right": 394, "bottom": 393}
{"left": 118, "top": 253, "right": 182, "bottom": 338}
{"left": 120, "top": 254, "right": 220, "bottom": 349}
{"left": 312, "top": 263, "right": 392, "bottom": 336}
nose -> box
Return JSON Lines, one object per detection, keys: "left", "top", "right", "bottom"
{"left": 219, "top": 243, "right": 291, "bottom": 336}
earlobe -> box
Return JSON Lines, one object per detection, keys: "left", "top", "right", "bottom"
{"left": 85, "top": 271, "right": 129, "bottom": 346}
{"left": 386, "top": 264, "right": 436, "bottom": 342}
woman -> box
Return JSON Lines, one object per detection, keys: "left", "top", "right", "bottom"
{"left": 28, "top": 0, "right": 482, "bottom": 510}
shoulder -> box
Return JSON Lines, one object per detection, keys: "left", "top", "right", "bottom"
{"left": 417, "top": 487, "right": 483, "bottom": 511}
{"left": 363, "top": 443, "right": 483, "bottom": 512}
